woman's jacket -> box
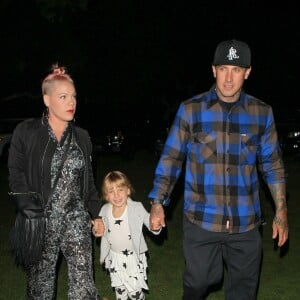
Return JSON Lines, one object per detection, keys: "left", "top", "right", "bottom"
{"left": 7, "top": 117, "right": 102, "bottom": 218}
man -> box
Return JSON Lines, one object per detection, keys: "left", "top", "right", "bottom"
{"left": 148, "top": 39, "right": 288, "bottom": 300}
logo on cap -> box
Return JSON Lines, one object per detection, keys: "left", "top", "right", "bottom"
{"left": 227, "top": 47, "right": 239, "bottom": 61}
{"left": 213, "top": 39, "right": 251, "bottom": 67}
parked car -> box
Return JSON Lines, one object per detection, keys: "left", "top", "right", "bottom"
{"left": 274, "top": 108, "right": 300, "bottom": 160}
{"left": 277, "top": 122, "right": 300, "bottom": 159}
{"left": 105, "top": 130, "right": 125, "bottom": 153}
{"left": 91, "top": 129, "right": 140, "bottom": 160}
{"left": 0, "top": 118, "right": 29, "bottom": 163}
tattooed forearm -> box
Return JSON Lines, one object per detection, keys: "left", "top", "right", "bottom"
{"left": 268, "top": 183, "right": 287, "bottom": 211}
{"left": 151, "top": 203, "right": 164, "bottom": 217}
{"left": 274, "top": 215, "right": 288, "bottom": 227}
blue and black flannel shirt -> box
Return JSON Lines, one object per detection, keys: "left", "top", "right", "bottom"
{"left": 148, "top": 89, "right": 286, "bottom": 233}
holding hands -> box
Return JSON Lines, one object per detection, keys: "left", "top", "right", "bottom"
{"left": 150, "top": 203, "right": 166, "bottom": 231}
{"left": 92, "top": 217, "right": 105, "bottom": 237}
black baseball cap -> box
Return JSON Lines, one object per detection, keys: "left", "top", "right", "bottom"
{"left": 213, "top": 39, "right": 251, "bottom": 68}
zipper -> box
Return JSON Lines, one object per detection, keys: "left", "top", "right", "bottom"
{"left": 77, "top": 141, "right": 86, "bottom": 198}
{"left": 41, "top": 137, "right": 51, "bottom": 206}
{"left": 8, "top": 191, "right": 37, "bottom": 195}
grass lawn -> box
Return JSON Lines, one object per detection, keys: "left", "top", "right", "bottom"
{"left": 0, "top": 150, "right": 299, "bottom": 299}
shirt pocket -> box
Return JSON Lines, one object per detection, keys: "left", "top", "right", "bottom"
{"left": 240, "top": 133, "right": 259, "bottom": 164}
{"left": 191, "top": 131, "right": 217, "bottom": 163}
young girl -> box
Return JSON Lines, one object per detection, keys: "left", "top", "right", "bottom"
{"left": 99, "top": 171, "right": 161, "bottom": 300}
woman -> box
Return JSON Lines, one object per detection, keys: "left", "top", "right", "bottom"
{"left": 8, "top": 64, "right": 103, "bottom": 299}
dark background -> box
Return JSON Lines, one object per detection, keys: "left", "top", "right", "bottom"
{"left": 0, "top": 0, "right": 298, "bottom": 131}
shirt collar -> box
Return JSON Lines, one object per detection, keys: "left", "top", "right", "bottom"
{"left": 206, "top": 88, "right": 249, "bottom": 112}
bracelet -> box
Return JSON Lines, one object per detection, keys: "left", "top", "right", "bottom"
{"left": 150, "top": 199, "right": 163, "bottom": 205}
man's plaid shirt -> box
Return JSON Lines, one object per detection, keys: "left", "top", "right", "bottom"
{"left": 148, "top": 89, "right": 286, "bottom": 233}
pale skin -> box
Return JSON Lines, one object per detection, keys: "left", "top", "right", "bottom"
{"left": 43, "top": 79, "right": 104, "bottom": 236}
{"left": 105, "top": 183, "right": 130, "bottom": 218}
{"left": 43, "top": 80, "right": 77, "bottom": 141}
{"left": 150, "top": 64, "right": 289, "bottom": 247}
{"left": 92, "top": 183, "right": 130, "bottom": 237}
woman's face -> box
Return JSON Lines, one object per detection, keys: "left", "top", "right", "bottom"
{"left": 43, "top": 80, "right": 76, "bottom": 123}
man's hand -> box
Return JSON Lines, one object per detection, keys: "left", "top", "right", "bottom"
{"left": 150, "top": 203, "right": 165, "bottom": 231}
{"left": 91, "top": 217, "right": 105, "bottom": 237}
{"left": 268, "top": 183, "right": 288, "bottom": 247}
{"left": 272, "top": 208, "right": 288, "bottom": 247}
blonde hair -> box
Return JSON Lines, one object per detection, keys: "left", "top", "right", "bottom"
{"left": 101, "top": 171, "right": 134, "bottom": 201}
{"left": 41, "top": 63, "right": 74, "bottom": 95}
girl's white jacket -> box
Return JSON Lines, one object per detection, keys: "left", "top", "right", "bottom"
{"left": 99, "top": 197, "right": 161, "bottom": 264}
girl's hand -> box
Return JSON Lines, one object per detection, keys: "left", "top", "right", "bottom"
{"left": 91, "top": 217, "right": 105, "bottom": 237}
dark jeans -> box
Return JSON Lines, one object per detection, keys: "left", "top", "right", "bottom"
{"left": 182, "top": 216, "right": 262, "bottom": 300}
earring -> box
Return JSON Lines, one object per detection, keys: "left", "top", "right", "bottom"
{"left": 42, "top": 108, "right": 49, "bottom": 125}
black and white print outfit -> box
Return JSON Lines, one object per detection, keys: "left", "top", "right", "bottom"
{"left": 106, "top": 204, "right": 147, "bottom": 300}
{"left": 27, "top": 124, "right": 99, "bottom": 299}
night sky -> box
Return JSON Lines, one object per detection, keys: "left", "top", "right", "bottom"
{"left": 0, "top": 0, "right": 298, "bottom": 129}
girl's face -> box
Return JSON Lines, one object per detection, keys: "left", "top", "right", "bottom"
{"left": 43, "top": 80, "right": 76, "bottom": 124}
{"left": 105, "top": 182, "right": 130, "bottom": 208}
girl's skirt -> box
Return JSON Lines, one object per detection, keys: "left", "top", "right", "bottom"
{"left": 105, "top": 250, "right": 149, "bottom": 292}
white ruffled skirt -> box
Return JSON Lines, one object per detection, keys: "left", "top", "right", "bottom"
{"left": 105, "top": 250, "right": 149, "bottom": 292}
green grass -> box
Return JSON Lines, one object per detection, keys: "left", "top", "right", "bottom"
{"left": 1, "top": 151, "right": 300, "bottom": 299}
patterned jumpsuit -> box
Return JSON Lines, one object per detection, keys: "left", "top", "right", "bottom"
{"left": 26, "top": 125, "right": 100, "bottom": 299}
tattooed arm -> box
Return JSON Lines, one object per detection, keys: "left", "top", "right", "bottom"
{"left": 268, "top": 182, "right": 288, "bottom": 247}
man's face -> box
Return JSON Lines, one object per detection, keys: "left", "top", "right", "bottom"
{"left": 212, "top": 65, "right": 251, "bottom": 102}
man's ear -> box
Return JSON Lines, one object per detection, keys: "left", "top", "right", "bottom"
{"left": 212, "top": 65, "right": 216, "bottom": 78}
{"left": 244, "top": 66, "right": 252, "bottom": 79}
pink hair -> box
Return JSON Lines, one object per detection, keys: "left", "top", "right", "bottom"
{"left": 42, "top": 63, "right": 74, "bottom": 95}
